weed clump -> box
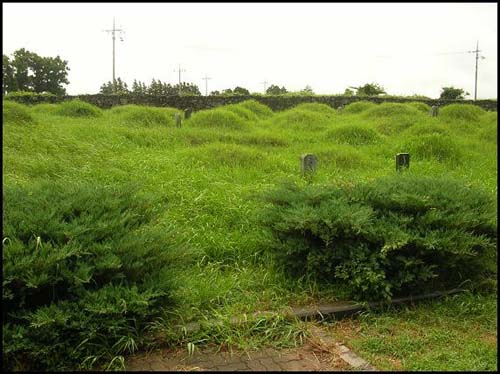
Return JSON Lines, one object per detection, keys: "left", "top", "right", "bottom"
{"left": 55, "top": 99, "right": 103, "bottom": 118}
{"left": 326, "top": 124, "right": 381, "bottom": 145}
{"left": 2, "top": 101, "right": 36, "bottom": 125}
{"left": 342, "top": 100, "right": 377, "bottom": 114}
{"left": 440, "top": 104, "right": 485, "bottom": 122}
{"left": 262, "top": 175, "right": 497, "bottom": 301}
{"left": 188, "top": 108, "right": 248, "bottom": 130}
{"left": 109, "top": 105, "right": 176, "bottom": 126}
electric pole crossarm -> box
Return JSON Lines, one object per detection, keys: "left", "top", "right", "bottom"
{"left": 202, "top": 75, "right": 212, "bottom": 96}
{"left": 103, "top": 18, "right": 125, "bottom": 92}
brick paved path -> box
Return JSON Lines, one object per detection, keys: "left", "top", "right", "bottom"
{"left": 127, "top": 345, "right": 348, "bottom": 371}
{"left": 126, "top": 324, "right": 375, "bottom": 371}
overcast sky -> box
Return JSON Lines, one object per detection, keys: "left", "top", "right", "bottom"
{"left": 3, "top": 2, "right": 497, "bottom": 98}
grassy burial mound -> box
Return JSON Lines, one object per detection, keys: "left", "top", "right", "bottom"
{"left": 3, "top": 101, "right": 37, "bottom": 125}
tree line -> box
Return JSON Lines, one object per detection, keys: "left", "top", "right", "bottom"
{"left": 3, "top": 48, "right": 472, "bottom": 100}
{"left": 3, "top": 48, "right": 70, "bottom": 95}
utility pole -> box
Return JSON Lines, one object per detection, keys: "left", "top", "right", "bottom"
{"left": 104, "top": 18, "right": 124, "bottom": 92}
{"left": 261, "top": 80, "right": 268, "bottom": 93}
{"left": 468, "top": 41, "right": 485, "bottom": 101}
{"left": 174, "top": 64, "right": 186, "bottom": 94}
{"left": 202, "top": 74, "right": 212, "bottom": 96}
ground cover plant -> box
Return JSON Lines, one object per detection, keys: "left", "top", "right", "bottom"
{"left": 3, "top": 99, "right": 497, "bottom": 371}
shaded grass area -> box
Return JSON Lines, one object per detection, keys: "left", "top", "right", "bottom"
{"left": 328, "top": 292, "right": 497, "bottom": 371}
{"left": 3, "top": 99, "right": 497, "bottom": 369}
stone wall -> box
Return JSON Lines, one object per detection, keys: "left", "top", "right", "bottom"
{"left": 5, "top": 93, "right": 497, "bottom": 112}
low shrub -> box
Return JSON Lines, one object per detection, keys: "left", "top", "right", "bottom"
{"left": 2, "top": 182, "right": 175, "bottom": 370}
{"left": 2, "top": 101, "right": 36, "bottom": 125}
{"left": 55, "top": 99, "right": 102, "bottom": 118}
{"left": 326, "top": 124, "right": 381, "bottom": 145}
{"left": 440, "top": 104, "right": 485, "bottom": 122}
{"left": 342, "top": 101, "right": 377, "bottom": 114}
{"left": 188, "top": 108, "right": 248, "bottom": 130}
{"left": 261, "top": 175, "right": 497, "bottom": 301}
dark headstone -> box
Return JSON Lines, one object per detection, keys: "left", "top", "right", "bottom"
{"left": 301, "top": 154, "right": 318, "bottom": 177}
{"left": 184, "top": 108, "right": 192, "bottom": 119}
{"left": 430, "top": 106, "right": 439, "bottom": 117}
{"left": 396, "top": 153, "right": 410, "bottom": 172}
{"left": 175, "top": 113, "right": 182, "bottom": 128}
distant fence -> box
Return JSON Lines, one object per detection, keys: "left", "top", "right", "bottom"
{"left": 4, "top": 93, "right": 498, "bottom": 112}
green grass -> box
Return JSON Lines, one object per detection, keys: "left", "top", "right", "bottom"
{"left": 2, "top": 99, "right": 497, "bottom": 370}
{"left": 328, "top": 292, "right": 497, "bottom": 371}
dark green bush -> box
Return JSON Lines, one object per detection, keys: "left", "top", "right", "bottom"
{"left": 262, "top": 175, "right": 496, "bottom": 301}
{"left": 2, "top": 182, "right": 175, "bottom": 370}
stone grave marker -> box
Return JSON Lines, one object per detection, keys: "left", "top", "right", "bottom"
{"left": 430, "top": 106, "right": 439, "bottom": 117}
{"left": 396, "top": 153, "right": 410, "bottom": 172}
{"left": 301, "top": 154, "right": 318, "bottom": 177}
{"left": 175, "top": 113, "right": 182, "bottom": 128}
{"left": 185, "top": 108, "right": 192, "bottom": 119}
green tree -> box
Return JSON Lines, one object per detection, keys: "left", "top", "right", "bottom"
{"left": 3, "top": 55, "right": 17, "bottom": 94}
{"left": 174, "top": 82, "right": 201, "bottom": 96}
{"left": 299, "top": 85, "right": 314, "bottom": 95}
{"left": 210, "top": 90, "right": 221, "bottom": 96}
{"left": 5, "top": 48, "right": 69, "bottom": 94}
{"left": 266, "top": 84, "right": 288, "bottom": 95}
{"left": 233, "top": 86, "right": 250, "bottom": 95}
{"left": 99, "top": 78, "right": 129, "bottom": 94}
{"left": 439, "top": 86, "right": 469, "bottom": 100}
{"left": 131, "top": 79, "right": 148, "bottom": 95}
{"left": 343, "top": 88, "right": 354, "bottom": 96}
{"left": 353, "top": 83, "right": 386, "bottom": 96}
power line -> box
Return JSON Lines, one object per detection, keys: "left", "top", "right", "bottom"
{"left": 103, "top": 17, "right": 125, "bottom": 92}
{"left": 202, "top": 74, "right": 212, "bottom": 96}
